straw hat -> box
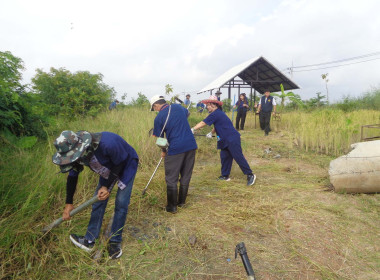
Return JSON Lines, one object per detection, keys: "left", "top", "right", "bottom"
{"left": 201, "top": 95, "right": 223, "bottom": 106}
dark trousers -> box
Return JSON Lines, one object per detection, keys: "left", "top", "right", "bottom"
{"left": 220, "top": 140, "right": 252, "bottom": 177}
{"left": 235, "top": 109, "right": 247, "bottom": 130}
{"left": 259, "top": 111, "right": 272, "bottom": 134}
{"left": 164, "top": 149, "right": 196, "bottom": 199}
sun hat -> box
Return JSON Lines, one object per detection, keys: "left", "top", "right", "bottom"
{"left": 52, "top": 130, "right": 92, "bottom": 166}
{"left": 201, "top": 95, "right": 223, "bottom": 106}
{"left": 150, "top": 95, "right": 166, "bottom": 111}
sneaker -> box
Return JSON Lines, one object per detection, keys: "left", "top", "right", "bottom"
{"left": 107, "top": 242, "right": 123, "bottom": 259}
{"left": 247, "top": 174, "right": 256, "bottom": 186}
{"left": 218, "top": 176, "right": 231, "bottom": 181}
{"left": 69, "top": 234, "right": 95, "bottom": 252}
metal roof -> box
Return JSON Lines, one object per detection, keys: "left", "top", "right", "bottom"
{"left": 197, "top": 56, "right": 300, "bottom": 94}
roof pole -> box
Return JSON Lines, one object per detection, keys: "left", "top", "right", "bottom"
{"left": 228, "top": 83, "right": 231, "bottom": 100}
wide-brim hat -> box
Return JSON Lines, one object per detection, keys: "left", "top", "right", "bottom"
{"left": 201, "top": 95, "right": 223, "bottom": 106}
{"left": 52, "top": 130, "right": 92, "bottom": 166}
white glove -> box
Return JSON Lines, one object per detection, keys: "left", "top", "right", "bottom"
{"left": 206, "top": 132, "right": 213, "bottom": 139}
{"left": 191, "top": 128, "right": 195, "bottom": 134}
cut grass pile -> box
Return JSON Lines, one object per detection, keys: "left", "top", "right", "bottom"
{"left": 0, "top": 108, "right": 379, "bottom": 279}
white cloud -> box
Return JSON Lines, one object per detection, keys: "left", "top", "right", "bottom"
{"left": 0, "top": 0, "right": 379, "bottom": 102}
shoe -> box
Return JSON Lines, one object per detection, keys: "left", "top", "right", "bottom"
{"left": 218, "top": 176, "right": 231, "bottom": 181}
{"left": 247, "top": 174, "right": 256, "bottom": 186}
{"left": 178, "top": 185, "right": 189, "bottom": 207}
{"left": 166, "top": 187, "right": 178, "bottom": 213}
{"left": 107, "top": 242, "right": 123, "bottom": 259}
{"left": 265, "top": 133, "right": 269, "bottom": 136}
{"left": 69, "top": 234, "right": 95, "bottom": 252}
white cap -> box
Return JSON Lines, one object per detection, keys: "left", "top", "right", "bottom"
{"left": 150, "top": 95, "right": 165, "bottom": 111}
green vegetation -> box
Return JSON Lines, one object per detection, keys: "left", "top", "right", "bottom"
{"left": 0, "top": 109, "right": 379, "bottom": 279}
{"left": 1, "top": 51, "right": 379, "bottom": 279}
{"left": 277, "top": 109, "right": 380, "bottom": 156}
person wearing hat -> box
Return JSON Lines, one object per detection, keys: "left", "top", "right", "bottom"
{"left": 233, "top": 93, "right": 249, "bottom": 130}
{"left": 191, "top": 96, "right": 256, "bottom": 186}
{"left": 257, "top": 90, "right": 277, "bottom": 136}
{"left": 150, "top": 95, "right": 197, "bottom": 213}
{"left": 184, "top": 94, "right": 191, "bottom": 107}
{"left": 52, "top": 130, "right": 139, "bottom": 259}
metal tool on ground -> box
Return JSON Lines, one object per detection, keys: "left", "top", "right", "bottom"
{"left": 141, "top": 157, "right": 163, "bottom": 196}
{"left": 235, "top": 242, "right": 256, "bottom": 280}
{"left": 42, "top": 184, "right": 115, "bottom": 233}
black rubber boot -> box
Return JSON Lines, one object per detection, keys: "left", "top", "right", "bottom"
{"left": 166, "top": 187, "right": 178, "bottom": 213}
{"left": 178, "top": 185, "right": 189, "bottom": 207}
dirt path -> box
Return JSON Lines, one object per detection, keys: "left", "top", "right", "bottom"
{"left": 79, "top": 128, "right": 379, "bottom": 280}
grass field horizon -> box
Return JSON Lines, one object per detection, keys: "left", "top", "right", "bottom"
{"left": 0, "top": 107, "right": 379, "bottom": 279}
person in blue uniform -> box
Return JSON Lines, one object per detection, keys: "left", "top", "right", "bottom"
{"left": 257, "top": 90, "right": 277, "bottom": 136}
{"left": 191, "top": 95, "right": 256, "bottom": 186}
{"left": 109, "top": 100, "right": 119, "bottom": 110}
{"left": 184, "top": 94, "right": 191, "bottom": 107}
{"left": 52, "top": 130, "right": 139, "bottom": 259}
{"left": 196, "top": 101, "right": 205, "bottom": 113}
{"left": 150, "top": 95, "right": 197, "bottom": 213}
{"left": 233, "top": 93, "right": 249, "bottom": 130}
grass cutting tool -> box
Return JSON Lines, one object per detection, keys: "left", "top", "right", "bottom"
{"left": 141, "top": 157, "right": 163, "bottom": 196}
{"left": 42, "top": 184, "right": 115, "bottom": 233}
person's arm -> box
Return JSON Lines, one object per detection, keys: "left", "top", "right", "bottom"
{"left": 63, "top": 170, "right": 79, "bottom": 220}
{"left": 192, "top": 121, "right": 207, "bottom": 131}
{"left": 272, "top": 98, "right": 277, "bottom": 114}
{"left": 257, "top": 104, "right": 261, "bottom": 113}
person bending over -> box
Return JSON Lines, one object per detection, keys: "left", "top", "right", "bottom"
{"left": 191, "top": 95, "right": 256, "bottom": 186}
{"left": 52, "top": 130, "right": 138, "bottom": 259}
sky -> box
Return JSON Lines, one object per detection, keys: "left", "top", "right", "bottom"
{"left": 1, "top": 0, "right": 379, "bottom": 103}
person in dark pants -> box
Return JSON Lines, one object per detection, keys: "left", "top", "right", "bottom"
{"left": 150, "top": 95, "right": 197, "bottom": 214}
{"left": 233, "top": 93, "right": 249, "bottom": 130}
{"left": 52, "top": 130, "right": 139, "bottom": 259}
{"left": 257, "top": 91, "right": 277, "bottom": 136}
{"left": 191, "top": 95, "right": 256, "bottom": 186}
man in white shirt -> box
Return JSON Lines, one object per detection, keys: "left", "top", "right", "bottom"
{"left": 257, "top": 91, "right": 277, "bottom": 136}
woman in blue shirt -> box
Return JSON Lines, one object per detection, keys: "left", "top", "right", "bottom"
{"left": 191, "top": 96, "right": 256, "bottom": 186}
{"left": 233, "top": 93, "right": 249, "bottom": 130}
{"left": 52, "top": 130, "right": 138, "bottom": 259}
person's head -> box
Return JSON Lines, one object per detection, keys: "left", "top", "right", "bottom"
{"left": 201, "top": 95, "right": 223, "bottom": 113}
{"left": 150, "top": 95, "right": 166, "bottom": 111}
{"left": 264, "top": 90, "right": 271, "bottom": 97}
{"left": 186, "top": 94, "right": 190, "bottom": 99}
{"left": 239, "top": 93, "right": 246, "bottom": 101}
{"left": 215, "top": 91, "right": 222, "bottom": 96}
{"left": 115, "top": 100, "right": 119, "bottom": 104}
{"left": 52, "top": 130, "right": 94, "bottom": 172}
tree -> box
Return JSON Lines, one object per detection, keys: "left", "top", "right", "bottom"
{"left": 321, "top": 73, "right": 329, "bottom": 104}
{"left": 129, "top": 92, "right": 149, "bottom": 107}
{"left": 272, "top": 84, "right": 304, "bottom": 108}
{"left": 32, "top": 68, "right": 115, "bottom": 117}
{"left": 222, "top": 98, "right": 232, "bottom": 112}
{"left": 165, "top": 84, "right": 173, "bottom": 96}
{"left": 306, "top": 92, "right": 326, "bottom": 108}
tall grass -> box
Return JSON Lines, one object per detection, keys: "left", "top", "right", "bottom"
{"left": 0, "top": 107, "right": 208, "bottom": 279}
{"left": 277, "top": 109, "right": 380, "bottom": 156}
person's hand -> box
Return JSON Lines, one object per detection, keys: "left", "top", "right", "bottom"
{"left": 161, "top": 151, "right": 167, "bottom": 158}
{"left": 97, "top": 186, "right": 110, "bottom": 201}
{"left": 63, "top": 204, "right": 74, "bottom": 220}
{"left": 272, "top": 112, "right": 276, "bottom": 116}
{"left": 243, "top": 104, "right": 248, "bottom": 108}
{"left": 257, "top": 110, "right": 260, "bottom": 114}
{"left": 206, "top": 132, "right": 213, "bottom": 139}
{"left": 233, "top": 105, "right": 236, "bottom": 109}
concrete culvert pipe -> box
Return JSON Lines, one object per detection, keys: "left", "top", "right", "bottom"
{"left": 329, "top": 140, "right": 380, "bottom": 193}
